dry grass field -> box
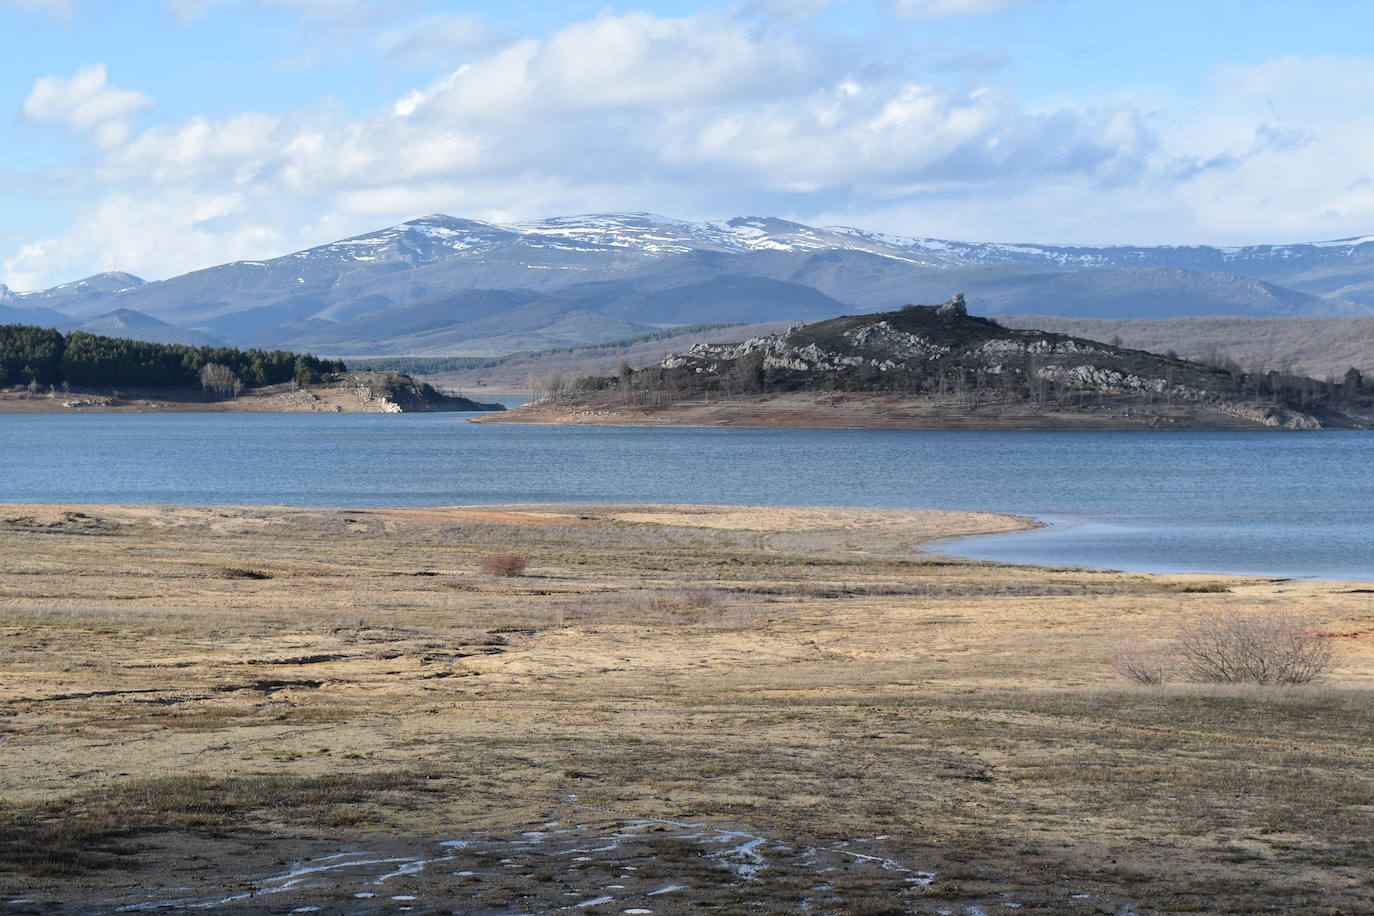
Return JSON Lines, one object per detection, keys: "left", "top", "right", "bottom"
{"left": 0, "top": 503, "right": 1371, "bottom": 914}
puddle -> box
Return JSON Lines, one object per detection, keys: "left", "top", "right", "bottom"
{"left": 80, "top": 797, "right": 1062, "bottom": 914}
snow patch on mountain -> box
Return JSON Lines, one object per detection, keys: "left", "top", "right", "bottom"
{"left": 1310, "top": 235, "right": 1374, "bottom": 248}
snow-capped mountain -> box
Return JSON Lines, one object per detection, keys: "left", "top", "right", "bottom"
{"left": 316, "top": 212, "right": 973, "bottom": 266}
{"left": 869, "top": 230, "right": 1374, "bottom": 289}
{"left": 6, "top": 212, "right": 1374, "bottom": 355}
{"left": 301, "top": 211, "right": 1374, "bottom": 284}
{"left": 12, "top": 271, "right": 147, "bottom": 306}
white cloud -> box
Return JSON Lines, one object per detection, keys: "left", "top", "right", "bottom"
{"left": 1, "top": 11, "right": 1151, "bottom": 286}
{"left": 653, "top": 81, "right": 1146, "bottom": 192}
{"left": 400, "top": 12, "right": 820, "bottom": 122}
{"left": 2, "top": 190, "right": 280, "bottom": 291}
{"left": 165, "top": 0, "right": 403, "bottom": 26}
{"left": 22, "top": 64, "right": 153, "bottom": 148}
{"left": 379, "top": 13, "right": 502, "bottom": 65}
{"left": 2, "top": 0, "right": 72, "bottom": 17}
{"left": 735, "top": 0, "right": 834, "bottom": 20}
{"left": 12, "top": 9, "right": 1374, "bottom": 289}
{"left": 896, "top": 0, "right": 1030, "bottom": 19}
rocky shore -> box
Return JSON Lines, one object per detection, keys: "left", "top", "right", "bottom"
{"left": 0, "top": 370, "right": 505, "bottom": 414}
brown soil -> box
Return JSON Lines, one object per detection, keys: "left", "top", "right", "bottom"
{"left": 0, "top": 503, "right": 1370, "bottom": 913}
{"left": 473, "top": 391, "right": 1298, "bottom": 430}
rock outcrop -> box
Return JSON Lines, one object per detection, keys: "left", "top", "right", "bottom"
{"left": 559, "top": 296, "right": 1373, "bottom": 429}
{"left": 343, "top": 371, "right": 504, "bottom": 413}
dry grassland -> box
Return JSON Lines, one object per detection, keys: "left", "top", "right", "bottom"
{"left": 0, "top": 503, "right": 1371, "bottom": 914}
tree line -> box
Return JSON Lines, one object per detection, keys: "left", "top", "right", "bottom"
{"left": 0, "top": 324, "right": 345, "bottom": 391}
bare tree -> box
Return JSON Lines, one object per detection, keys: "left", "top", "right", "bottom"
{"left": 199, "top": 363, "right": 242, "bottom": 399}
{"left": 532, "top": 369, "right": 565, "bottom": 401}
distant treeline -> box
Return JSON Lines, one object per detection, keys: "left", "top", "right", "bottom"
{"left": 348, "top": 322, "right": 745, "bottom": 375}
{"left": 0, "top": 324, "right": 346, "bottom": 389}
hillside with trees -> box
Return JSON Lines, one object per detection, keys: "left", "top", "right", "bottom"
{"left": 0, "top": 323, "right": 505, "bottom": 413}
{"left": 0, "top": 324, "right": 344, "bottom": 391}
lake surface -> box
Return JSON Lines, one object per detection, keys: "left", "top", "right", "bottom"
{"left": 2, "top": 412, "right": 1371, "bottom": 579}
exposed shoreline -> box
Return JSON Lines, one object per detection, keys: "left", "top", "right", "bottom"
{"left": 0, "top": 500, "right": 1037, "bottom": 550}
{"left": 0, "top": 377, "right": 503, "bottom": 414}
{"left": 3, "top": 500, "right": 1371, "bottom": 912}
{"left": 4, "top": 500, "right": 1369, "bottom": 583}
{"left": 471, "top": 391, "right": 1357, "bottom": 430}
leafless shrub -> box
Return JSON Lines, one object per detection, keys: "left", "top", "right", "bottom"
{"left": 626, "top": 589, "right": 715, "bottom": 617}
{"left": 676, "top": 587, "right": 726, "bottom": 610}
{"left": 1112, "top": 609, "right": 1334, "bottom": 686}
{"left": 480, "top": 553, "right": 527, "bottom": 577}
{"left": 1112, "top": 642, "right": 1173, "bottom": 685}
{"left": 1175, "top": 609, "right": 1333, "bottom": 685}
{"left": 613, "top": 588, "right": 760, "bottom": 627}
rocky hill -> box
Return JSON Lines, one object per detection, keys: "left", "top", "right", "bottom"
{"left": 479, "top": 297, "right": 1373, "bottom": 430}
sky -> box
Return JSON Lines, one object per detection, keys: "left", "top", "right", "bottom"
{"left": 4, "top": 0, "right": 1374, "bottom": 290}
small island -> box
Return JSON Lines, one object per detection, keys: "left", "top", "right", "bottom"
{"left": 0, "top": 324, "right": 505, "bottom": 413}
{"left": 476, "top": 296, "right": 1373, "bottom": 430}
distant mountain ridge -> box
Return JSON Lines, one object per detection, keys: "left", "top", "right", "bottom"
{"left": 6, "top": 213, "right": 1374, "bottom": 355}
{"left": 999, "top": 314, "right": 1374, "bottom": 379}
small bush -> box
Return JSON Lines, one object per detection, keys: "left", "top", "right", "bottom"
{"left": 676, "top": 587, "right": 726, "bottom": 610}
{"left": 1175, "top": 608, "right": 1333, "bottom": 685}
{"left": 480, "top": 553, "right": 527, "bottom": 577}
{"left": 619, "top": 588, "right": 760, "bottom": 627}
{"left": 1113, "top": 609, "right": 1334, "bottom": 686}
{"left": 1112, "top": 642, "right": 1172, "bottom": 685}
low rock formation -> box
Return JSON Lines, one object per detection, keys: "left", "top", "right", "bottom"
{"left": 343, "top": 371, "right": 504, "bottom": 413}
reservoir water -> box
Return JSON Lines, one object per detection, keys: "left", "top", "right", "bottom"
{"left": 2, "top": 412, "right": 1371, "bottom": 579}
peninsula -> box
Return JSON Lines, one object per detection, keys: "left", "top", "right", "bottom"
{"left": 0, "top": 324, "right": 504, "bottom": 413}
{"left": 476, "top": 296, "right": 1373, "bottom": 430}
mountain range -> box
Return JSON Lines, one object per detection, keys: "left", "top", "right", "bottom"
{"left": 4, "top": 213, "right": 1374, "bottom": 356}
